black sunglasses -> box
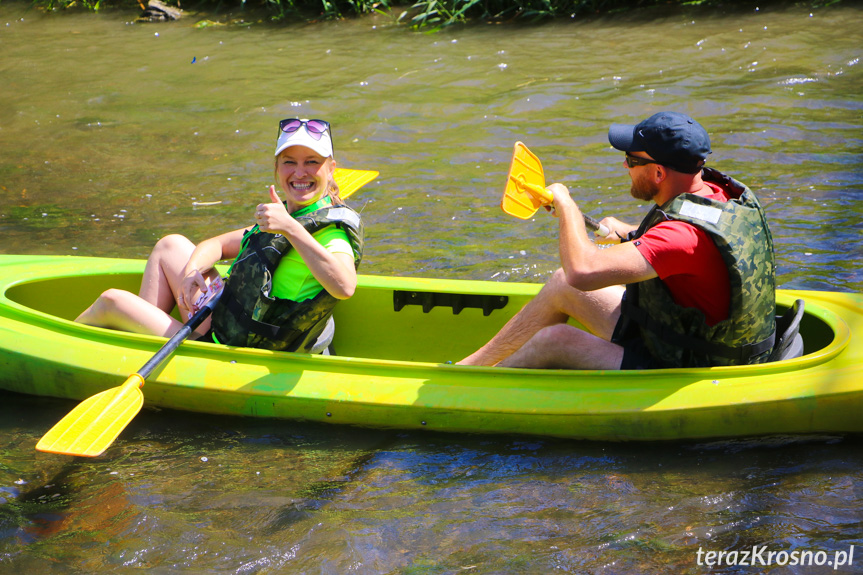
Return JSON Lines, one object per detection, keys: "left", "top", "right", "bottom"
{"left": 278, "top": 119, "right": 331, "bottom": 141}
{"left": 624, "top": 153, "right": 662, "bottom": 169}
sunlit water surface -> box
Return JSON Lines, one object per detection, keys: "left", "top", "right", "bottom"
{"left": 1, "top": 2, "right": 861, "bottom": 573}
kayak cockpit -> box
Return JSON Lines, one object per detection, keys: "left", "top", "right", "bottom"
{"left": 2, "top": 269, "right": 842, "bottom": 365}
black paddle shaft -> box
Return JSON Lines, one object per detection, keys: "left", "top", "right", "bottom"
{"left": 582, "top": 213, "right": 602, "bottom": 231}
{"left": 137, "top": 292, "right": 221, "bottom": 380}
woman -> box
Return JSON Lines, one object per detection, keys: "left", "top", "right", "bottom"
{"left": 77, "top": 118, "right": 364, "bottom": 353}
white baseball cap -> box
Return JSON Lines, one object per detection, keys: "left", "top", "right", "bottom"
{"left": 274, "top": 118, "right": 334, "bottom": 158}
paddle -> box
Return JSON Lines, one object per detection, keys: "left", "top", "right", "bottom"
{"left": 334, "top": 168, "right": 378, "bottom": 199}
{"left": 36, "top": 291, "right": 222, "bottom": 457}
{"left": 500, "top": 141, "right": 610, "bottom": 237}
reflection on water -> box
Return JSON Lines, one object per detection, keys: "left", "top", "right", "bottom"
{"left": 2, "top": 392, "right": 862, "bottom": 573}
{"left": 1, "top": 2, "right": 862, "bottom": 573}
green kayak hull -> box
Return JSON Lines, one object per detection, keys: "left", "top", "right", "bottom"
{"left": 1, "top": 254, "right": 861, "bottom": 441}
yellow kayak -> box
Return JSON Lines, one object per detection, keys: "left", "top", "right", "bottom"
{"left": 1, "top": 254, "right": 861, "bottom": 442}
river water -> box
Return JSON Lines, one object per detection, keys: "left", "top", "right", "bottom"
{"left": 1, "top": 2, "right": 862, "bottom": 573}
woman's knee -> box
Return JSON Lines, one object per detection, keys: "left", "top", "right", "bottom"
{"left": 79, "top": 288, "right": 133, "bottom": 324}
{"left": 147, "top": 234, "right": 196, "bottom": 274}
{"left": 152, "top": 234, "right": 193, "bottom": 256}
{"left": 95, "top": 288, "right": 134, "bottom": 312}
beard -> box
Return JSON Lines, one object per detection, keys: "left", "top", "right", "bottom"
{"left": 629, "top": 172, "right": 660, "bottom": 203}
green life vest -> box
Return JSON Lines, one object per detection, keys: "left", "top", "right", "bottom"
{"left": 210, "top": 202, "right": 364, "bottom": 352}
{"left": 613, "top": 168, "right": 776, "bottom": 368}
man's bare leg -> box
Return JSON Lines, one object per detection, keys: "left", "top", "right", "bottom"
{"left": 499, "top": 323, "right": 624, "bottom": 369}
{"left": 458, "top": 268, "right": 624, "bottom": 366}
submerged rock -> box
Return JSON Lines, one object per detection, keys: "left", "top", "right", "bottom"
{"left": 138, "top": 0, "right": 182, "bottom": 22}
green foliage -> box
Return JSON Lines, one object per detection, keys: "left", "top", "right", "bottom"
{"left": 402, "top": 0, "right": 630, "bottom": 28}
{"left": 263, "top": 0, "right": 390, "bottom": 20}
{"left": 25, "top": 0, "right": 854, "bottom": 29}
{"left": 36, "top": 0, "right": 109, "bottom": 10}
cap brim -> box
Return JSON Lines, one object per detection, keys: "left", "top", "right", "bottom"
{"left": 607, "top": 123, "right": 640, "bottom": 152}
{"left": 274, "top": 127, "right": 334, "bottom": 158}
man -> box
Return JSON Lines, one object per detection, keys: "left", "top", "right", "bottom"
{"left": 459, "top": 111, "right": 776, "bottom": 369}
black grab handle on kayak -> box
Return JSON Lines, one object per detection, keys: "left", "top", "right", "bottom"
{"left": 393, "top": 290, "right": 508, "bottom": 316}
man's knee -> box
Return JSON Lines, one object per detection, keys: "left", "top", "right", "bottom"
{"left": 508, "top": 323, "right": 588, "bottom": 369}
{"left": 531, "top": 323, "right": 622, "bottom": 369}
{"left": 536, "top": 323, "right": 581, "bottom": 346}
{"left": 547, "top": 268, "right": 568, "bottom": 288}
{"left": 538, "top": 268, "right": 571, "bottom": 299}
{"left": 541, "top": 267, "right": 589, "bottom": 308}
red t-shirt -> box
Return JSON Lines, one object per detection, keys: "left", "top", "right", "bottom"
{"left": 632, "top": 183, "right": 731, "bottom": 326}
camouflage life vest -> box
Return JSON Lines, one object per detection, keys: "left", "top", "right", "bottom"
{"left": 210, "top": 202, "right": 363, "bottom": 352}
{"left": 613, "top": 168, "right": 776, "bottom": 368}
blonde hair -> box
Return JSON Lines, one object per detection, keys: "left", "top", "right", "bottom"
{"left": 327, "top": 174, "right": 343, "bottom": 205}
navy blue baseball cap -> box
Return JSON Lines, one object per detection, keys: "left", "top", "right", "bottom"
{"left": 608, "top": 112, "right": 711, "bottom": 174}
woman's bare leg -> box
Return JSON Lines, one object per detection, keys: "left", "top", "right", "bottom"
{"left": 76, "top": 288, "right": 185, "bottom": 337}
{"left": 139, "top": 234, "right": 197, "bottom": 313}
{"left": 76, "top": 234, "right": 217, "bottom": 337}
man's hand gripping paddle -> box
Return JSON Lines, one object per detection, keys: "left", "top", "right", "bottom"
{"left": 500, "top": 142, "right": 610, "bottom": 237}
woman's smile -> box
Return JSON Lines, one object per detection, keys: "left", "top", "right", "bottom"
{"left": 290, "top": 180, "right": 316, "bottom": 192}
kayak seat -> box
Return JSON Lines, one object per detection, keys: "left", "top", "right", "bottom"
{"left": 308, "top": 316, "right": 335, "bottom": 355}
{"left": 768, "top": 299, "right": 805, "bottom": 362}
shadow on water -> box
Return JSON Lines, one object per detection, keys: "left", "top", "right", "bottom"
{"left": 3, "top": 388, "right": 862, "bottom": 573}
{"left": 1, "top": 390, "right": 402, "bottom": 567}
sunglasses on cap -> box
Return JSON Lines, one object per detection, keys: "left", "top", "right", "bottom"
{"left": 278, "top": 119, "right": 331, "bottom": 141}
{"left": 624, "top": 153, "right": 663, "bottom": 169}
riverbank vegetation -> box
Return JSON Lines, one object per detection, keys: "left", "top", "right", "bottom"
{"left": 25, "top": 0, "right": 850, "bottom": 29}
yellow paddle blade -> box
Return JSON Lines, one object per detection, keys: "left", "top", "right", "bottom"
{"left": 334, "top": 168, "right": 379, "bottom": 199}
{"left": 500, "top": 141, "right": 553, "bottom": 220}
{"left": 36, "top": 374, "right": 145, "bottom": 457}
